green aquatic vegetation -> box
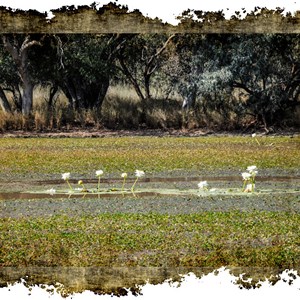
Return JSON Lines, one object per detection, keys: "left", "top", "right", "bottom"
{"left": 0, "top": 135, "right": 298, "bottom": 271}
{"left": 52, "top": 169, "right": 146, "bottom": 196}
{"left": 0, "top": 212, "right": 299, "bottom": 269}
{"left": 32, "top": 165, "right": 299, "bottom": 197}
{"left": 33, "top": 187, "right": 300, "bottom": 197}
{"left": 0, "top": 136, "right": 298, "bottom": 178}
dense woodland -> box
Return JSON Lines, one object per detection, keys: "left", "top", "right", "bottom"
{"left": 0, "top": 33, "right": 300, "bottom": 132}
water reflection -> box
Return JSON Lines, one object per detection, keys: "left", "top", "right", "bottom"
{"left": 0, "top": 267, "right": 299, "bottom": 299}
{"left": 1, "top": 266, "right": 299, "bottom": 297}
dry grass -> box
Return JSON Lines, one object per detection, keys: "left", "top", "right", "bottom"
{"left": 102, "top": 85, "right": 182, "bottom": 129}
{"left": 0, "top": 84, "right": 299, "bottom": 131}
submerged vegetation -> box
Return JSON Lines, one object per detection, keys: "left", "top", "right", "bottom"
{"left": 0, "top": 212, "right": 299, "bottom": 269}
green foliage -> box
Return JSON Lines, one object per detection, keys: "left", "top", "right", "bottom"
{"left": 229, "top": 35, "right": 300, "bottom": 126}
{"left": 0, "top": 211, "right": 299, "bottom": 268}
{"left": 0, "top": 136, "right": 298, "bottom": 178}
{"left": 176, "top": 34, "right": 300, "bottom": 129}
{"left": 0, "top": 33, "right": 299, "bottom": 129}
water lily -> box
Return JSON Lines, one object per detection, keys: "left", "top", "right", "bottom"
{"left": 62, "top": 172, "right": 73, "bottom": 191}
{"left": 244, "top": 183, "right": 255, "bottom": 193}
{"left": 47, "top": 188, "right": 56, "bottom": 195}
{"left": 78, "top": 180, "right": 87, "bottom": 192}
{"left": 198, "top": 181, "right": 208, "bottom": 191}
{"left": 242, "top": 167, "right": 258, "bottom": 192}
{"left": 96, "top": 170, "right": 104, "bottom": 177}
{"left": 121, "top": 172, "right": 128, "bottom": 192}
{"left": 95, "top": 170, "right": 103, "bottom": 191}
{"left": 241, "top": 172, "right": 251, "bottom": 181}
{"left": 247, "top": 165, "right": 257, "bottom": 173}
{"left": 252, "top": 133, "right": 260, "bottom": 145}
{"left": 135, "top": 170, "right": 145, "bottom": 178}
{"left": 131, "top": 170, "right": 145, "bottom": 192}
{"left": 62, "top": 172, "right": 70, "bottom": 180}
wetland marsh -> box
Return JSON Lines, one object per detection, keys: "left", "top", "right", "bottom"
{"left": 0, "top": 134, "right": 299, "bottom": 295}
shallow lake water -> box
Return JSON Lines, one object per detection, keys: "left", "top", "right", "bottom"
{"left": 1, "top": 175, "right": 299, "bottom": 298}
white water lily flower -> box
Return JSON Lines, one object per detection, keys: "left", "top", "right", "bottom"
{"left": 245, "top": 183, "right": 255, "bottom": 192}
{"left": 198, "top": 181, "right": 208, "bottom": 189}
{"left": 251, "top": 170, "right": 258, "bottom": 176}
{"left": 96, "top": 170, "right": 104, "bottom": 177}
{"left": 47, "top": 188, "right": 56, "bottom": 195}
{"left": 131, "top": 170, "right": 145, "bottom": 192}
{"left": 121, "top": 173, "right": 128, "bottom": 178}
{"left": 135, "top": 170, "right": 145, "bottom": 178}
{"left": 62, "top": 173, "right": 70, "bottom": 180}
{"left": 242, "top": 172, "right": 251, "bottom": 180}
{"left": 247, "top": 165, "right": 257, "bottom": 172}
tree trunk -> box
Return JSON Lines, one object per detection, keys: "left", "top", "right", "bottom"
{"left": 48, "top": 84, "right": 59, "bottom": 109}
{"left": 0, "top": 86, "right": 12, "bottom": 113}
{"left": 95, "top": 77, "right": 110, "bottom": 112}
{"left": 2, "top": 35, "right": 43, "bottom": 117}
{"left": 144, "top": 73, "right": 151, "bottom": 100}
{"left": 118, "top": 57, "right": 145, "bottom": 102}
{"left": 21, "top": 81, "right": 33, "bottom": 116}
{"left": 63, "top": 79, "right": 78, "bottom": 110}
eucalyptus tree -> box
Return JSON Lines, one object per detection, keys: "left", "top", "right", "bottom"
{"left": 116, "top": 34, "right": 176, "bottom": 121}
{"left": 229, "top": 34, "right": 300, "bottom": 129}
{"left": 175, "top": 34, "right": 300, "bottom": 129}
{"left": 0, "top": 46, "right": 17, "bottom": 113}
{"left": 52, "top": 34, "right": 127, "bottom": 112}
{"left": 1, "top": 34, "right": 44, "bottom": 116}
{"left": 175, "top": 34, "right": 233, "bottom": 113}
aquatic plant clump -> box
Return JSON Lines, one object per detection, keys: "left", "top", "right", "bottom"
{"left": 56, "top": 169, "right": 147, "bottom": 196}
{"left": 242, "top": 166, "right": 258, "bottom": 192}
{"left": 38, "top": 166, "right": 298, "bottom": 197}
{"left": 34, "top": 165, "right": 295, "bottom": 197}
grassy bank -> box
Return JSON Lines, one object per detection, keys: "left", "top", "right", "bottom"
{"left": 0, "top": 212, "right": 299, "bottom": 269}
{"left": 0, "top": 136, "right": 299, "bottom": 179}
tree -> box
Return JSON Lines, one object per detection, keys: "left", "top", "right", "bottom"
{"left": 2, "top": 34, "right": 43, "bottom": 116}
{"left": 0, "top": 46, "right": 17, "bottom": 114}
{"left": 229, "top": 34, "right": 300, "bottom": 130}
{"left": 175, "top": 35, "right": 233, "bottom": 117}
{"left": 117, "top": 34, "right": 175, "bottom": 121}
{"left": 175, "top": 34, "right": 300, "bottom": 130}
{"left": 55, "top": 34, "right": 126, "bottom": 112}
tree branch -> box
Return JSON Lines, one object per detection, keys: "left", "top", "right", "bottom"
{"left": 232, "top": 81, "right": 254, "bottom": 95}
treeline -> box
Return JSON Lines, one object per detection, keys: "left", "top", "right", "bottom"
{"left": 0, "top": 33, "right": 299, "bottom": 132}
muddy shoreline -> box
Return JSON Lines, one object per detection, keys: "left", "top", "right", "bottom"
{"left": 0, "top": 128, "right": 299, "bottom": 139}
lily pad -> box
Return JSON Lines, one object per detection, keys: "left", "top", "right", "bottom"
{"left": 27, "top": 187, "right": 300, "bottom": 197}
